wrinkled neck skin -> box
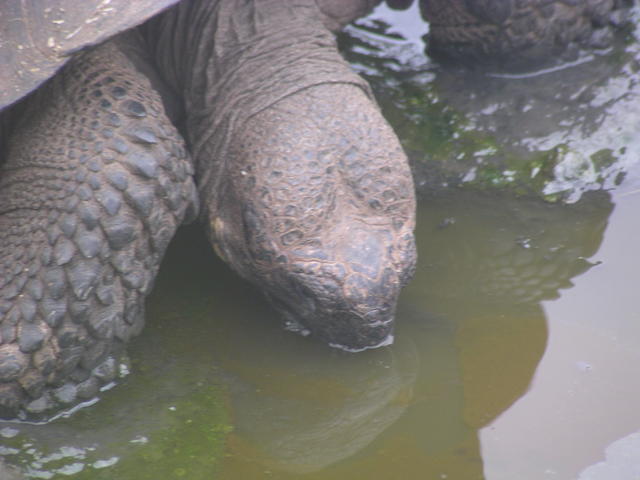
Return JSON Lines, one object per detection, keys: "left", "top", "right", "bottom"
{"left": 147, "top": 0, "right": 417, "bottom": 351}
{"left": 147, "top": 0, "right": 377, "bottom": 190}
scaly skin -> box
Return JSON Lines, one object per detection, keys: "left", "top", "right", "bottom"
{"left": 149, "top": 0, "right": 417, "bottom": 351}
{"left": 420, "top": 0, "right": 631, "bottom": 68}
{"left": 212, "top": 83, "right": 416, "bottom": 350}
{"left": 0, "top": 0, "right": 416, "bottom": 419}
{"left": 0, "top": 40, "right": 197, "bottom": 419}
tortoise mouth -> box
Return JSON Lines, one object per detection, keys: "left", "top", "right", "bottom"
{"left": 267, "top": 288, "right": 397, "bottom": 352}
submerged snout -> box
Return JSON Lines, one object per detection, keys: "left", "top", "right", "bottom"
{"left": 205, "top": 81, "right": 417, "bottom": 351}
{"left": 265, "top": 224, "right": 416, "bottom": 351}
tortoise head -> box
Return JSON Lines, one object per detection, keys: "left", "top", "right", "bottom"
{"left": 204, "top": 83, "right": 416, "bottom": 351}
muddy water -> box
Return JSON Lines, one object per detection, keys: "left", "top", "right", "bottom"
{"left": 215, "top": 187, "right": 639, "bottom": 480}
{"left": 5, "top": 186, "right": 635, "bottom": 479}
{"left": 3, "top": 4, "right": 640, "bottom": 480}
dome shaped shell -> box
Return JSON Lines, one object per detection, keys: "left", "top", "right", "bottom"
{"left": 0, "top": 0, "right": 179, "bottom": 110}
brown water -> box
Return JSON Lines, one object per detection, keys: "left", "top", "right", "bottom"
{"left": 214, "top": 187, "right": 640, "bottom": 480}
{"left": 2, "top": 173, "right": 640, "bottom": 480}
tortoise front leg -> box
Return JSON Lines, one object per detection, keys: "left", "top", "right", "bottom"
{"left": 0, "top": 39, "right": 197, "bottom": 419}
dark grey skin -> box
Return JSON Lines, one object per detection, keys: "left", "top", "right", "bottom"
{"left": 0, "top": 0, "right": 415, "bottom": 419}
{"left": 146, "top": 0, "right": 416, "bottom": 347}
{"left": 389, "top": 0, "right": 633, "bottom": 69}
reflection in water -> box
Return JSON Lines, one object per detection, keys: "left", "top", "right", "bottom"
{"left": 410, "top": 191, "right": 610, "bottom": 308}
{"left": 397, "top": 190, "right": 612, "bottom": 478}
{"left": 218, "top": 189, "right": 612, "bottom": 479}
{"left": 336, "top": 10, "right": 640, "bottom": 474}
{"left": 208, "top": 189, "right": 605, "bottom": 479}
{"left": 0, "top": 190, "right": 617, "bottom": 479}
{"left": 220, "top": 333, "right": 418, "bottom": 474}
{"left": 481, "top": 191, "right": 640, "bottom": 479}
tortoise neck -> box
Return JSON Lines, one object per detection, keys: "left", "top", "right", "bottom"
{"left": 147, "top": 0, "right": 345, "bottom": 109}
{"left": 146, "top": 0, "right": 369, "bottom": 215}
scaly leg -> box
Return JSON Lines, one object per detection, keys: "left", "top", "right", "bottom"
{"left": 0, "top": 39, "right": 197, "bottom": 419}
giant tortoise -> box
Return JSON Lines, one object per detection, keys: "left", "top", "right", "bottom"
{"left": 401, "top": 0, "right": 633, "bottom": 68}
{"left": 0, "top": 0, "right": 630, "bottom": 421}
{"left": 0, "top": 0, "right": 418, "bottom": 420}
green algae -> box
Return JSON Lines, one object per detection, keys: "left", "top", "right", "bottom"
{"left": 339, "top": 13, "right": 640, "bottom": 203}
{"left": 0, "top": 229, "right": 233, "bottom": 480}
{"left": 69, "top": 386, "right": 230, "bottom": 480}
{"left": 1, "top": 372, "right": 230, "bottom": 480}
{"left": 378, "top": 82, "right": 571, "bottom": 201}
{"left": 375, "top": 79, "right": 627, "bottom": 203}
